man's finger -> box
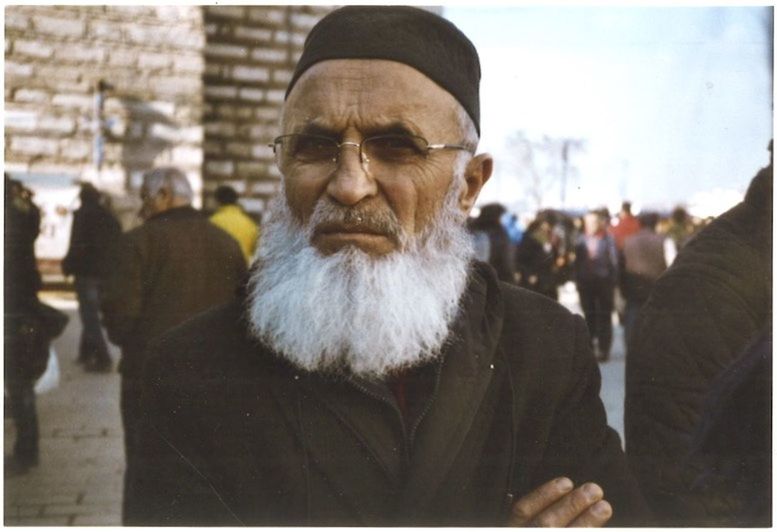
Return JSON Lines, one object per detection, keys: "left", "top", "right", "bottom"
{"left": 507, "top": 477, "right": 574, "bottom": 526}
{"left": 568, "top": 500, "right": 613, "bottom": 527}
{"left": 527, "top": 482, "right": 605, "bottom": 527}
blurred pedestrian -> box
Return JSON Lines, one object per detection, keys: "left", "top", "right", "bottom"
{"left": 625, "top": 159, "right": 772, "bottom": 526}
{"left": 100, "top": 167, "right": 247, "bottom": 520}
{"left": 468, "top": 203, "right": 516, "bottom": 282}
{"left": 4, "top": 175, "right": 68, "bottom": 476}
{"left": 62, "top": 182, "right": 122, "bottom": 372}
{"left": 665, "top": 206, "right": 695, "bottom": 250}
{"left": 609, "top": 201, "right": 640, "bottom": 252}
{"left": 620, "top": 211, "right": 670, "bottom": 352}
{"left": 574, "top": 210, "right": 619, "bottom": 361}
{"left": 515, "top": 217, "right": 560, "bottom": 299}
{"left": 209, "top": 185, "right": 260, "bottom": 263}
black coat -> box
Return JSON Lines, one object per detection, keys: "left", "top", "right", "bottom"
{"left": 62, "top": 200, "right": 122, "bottom": 278}
{"left": 624, "top": 165, "right": 772, "bottom": 525}
{"left": 126, "top": 263, "right": 649, "bottom": 526}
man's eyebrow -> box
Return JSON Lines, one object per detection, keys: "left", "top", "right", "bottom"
{"left": 362, "top": 122, "right": 420, "bottom": 138}
{"left": 296, "top": 123, "right": 339, "bottom": 138}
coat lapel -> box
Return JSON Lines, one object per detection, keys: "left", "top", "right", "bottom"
{"left": 399, "top": 264, "right": 505, "bottom": 513}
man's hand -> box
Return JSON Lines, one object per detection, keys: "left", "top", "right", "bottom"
{"left": 507, "top": 477, "right": 613, "bottom": 527}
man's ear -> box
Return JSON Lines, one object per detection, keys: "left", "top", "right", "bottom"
{"left": 459, "top": 153, "right": 493, "bottom": 214}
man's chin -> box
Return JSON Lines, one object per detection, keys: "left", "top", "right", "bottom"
{"left": 312, "top": 232, "right": 398, "bottom": 257}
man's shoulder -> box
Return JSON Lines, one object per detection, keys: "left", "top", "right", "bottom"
{"left": 143, "top": 300, "right": 263, "bottom": 378}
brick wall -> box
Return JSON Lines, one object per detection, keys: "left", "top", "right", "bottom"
{"left": 200, "top": 5, "right": 334, "bottom": 216}
{"left": 5, "top": 5, "right": 205, "bottom": 226}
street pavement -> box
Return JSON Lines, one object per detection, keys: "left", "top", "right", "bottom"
{"left": 4, "top": 292, "right": 123, "bottom": 526}
{"left": 4, "top": 283, "right": 627, "bottom": 525}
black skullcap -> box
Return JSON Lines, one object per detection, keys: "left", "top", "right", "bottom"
{"left": 286, "top": 6, "right": 481, "bottom": 134}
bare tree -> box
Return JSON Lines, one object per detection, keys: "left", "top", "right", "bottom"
{"left": 505, "top": 131, "right": 585, "bottom": 211}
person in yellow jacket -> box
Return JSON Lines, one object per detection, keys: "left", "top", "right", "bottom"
{"left": 210, "top": 185, "right": 260, "bottom": 263}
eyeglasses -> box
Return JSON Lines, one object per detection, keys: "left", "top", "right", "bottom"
{"left": 268, "top": 133, "right": 471, "bottom": 174}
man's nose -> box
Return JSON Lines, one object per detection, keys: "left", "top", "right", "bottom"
{"left": 325, "top": 144, "right": 378, "bottom": 206}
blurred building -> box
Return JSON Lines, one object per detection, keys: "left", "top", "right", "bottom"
{"left": 5, "top": 5, "right": 335, "bottom": 259}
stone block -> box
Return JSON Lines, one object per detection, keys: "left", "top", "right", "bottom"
{"left": 235, "top": 161, "right": 267, "bottom": 178}
{"left": 272, "top": 68, "right": 293, "bottom": 84}
{"left": 254, "top": 106, "right": 280, "bottom": 121}
{"left": 250, "top": 47, "right": 287, "bottom": 64}
{"left": 239, "top": 124, "right": 274, "bottom": 140}
{"left": 178, "top": 126, "right": 203, "bottom": 143}
{"left": 290, "top": 12, "right": 321, "bottom": 30}
{"left": 265, "top": 89, "right": 285, "bottom": 104}
{"left": 203, "top": 141, "right": 223, "bottom": 156}
{"left": 238, "top": 88, "right": 265, "bottom": 102}
{"left": 171, "top": 145, "right": 203, "bottom": 165}
{"left": 42, "top": 503, "right": 108, "bottom": 517}
{"left": 33, "top": 15, "right": 85, "bottom": 37}
{"left": 5, "top": 61, "right": 34, "bottom": 78}
{"left": 138, "top": 52, "right": 171, "bottom": 70}
{"left": 234, "top": 26, "right": 272, "bottom": 43}
{"left": 13, "top": 38, "right": 54, "bottom": 58}
{"left": 5, "top": 109, "right": 38, "bottom": 130}
{"left": 204, "top": 64, "right": 223, "bottom": 78}
{"left": 55, "top": 43, "right": 106, "bottom": 63}
{"left": 108, "top": 49, "right": 138, "bottom": 67}
{"left": 241, "top": 197, "right": 266, "bottom": 214}
{"left": 232, "top": 65, "right": 270, "bottom": 83}
{"left": 7, "top": 516, "right": 70, "bottom": 526}
{"left": 205, "top": 5, "right": 246, "bottom": 19}
{"left": 247, "top": 179, "right": 281, "bottom": 196}
{"left": 153, "top": 76, "right": 201, "bottom": 96}
{"left": 60, "top": 139, "right": 91, "bottom": 160}
{"left": 148, "top": 123, "right": 179, "bottom": 142}
{"left": 204, "top": 121, "right": 236, "bottom": 137}
{"left": 11, "top": 136, "right": 59, "bottom": 156}
{"left": 247, "top": 7, "right": 286, "bottom": 25}
{"left": 52, "top": 93, "right": 92, "bottom": 110}
{"left": 225, "top": 142, "right": 253, "bottom": 158}
{"left": 252, "top": 144, "right": 274, "bottom": 159}
{"left": 5, "top": 10, "right": 30, "bottom": 30}
{"left": 174, "top": 54, "right": 204, "bottom": 73}
{"left": 204, "top": 43, "right": 249, "bottom": 59}
{"left": 39, "top": 116, "right": 76, "bottom": 134}
{"left": 88, "top": 20, "right": 122, "bottom": 41}
{"left": 205, "top": 160, "right": 234, "bottom": 176}
{"left": 72, "top": 514, "right": 120, "bottom": 526}
{"left": 205, "top": 85, "right": 238, "bottom": 100}
{"left": 14, "top": 88, "right": 49, "bottom": 103}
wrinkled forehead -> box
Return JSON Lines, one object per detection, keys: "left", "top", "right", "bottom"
{"left": 282, "top": 59, "right": 463, "bottom": 135}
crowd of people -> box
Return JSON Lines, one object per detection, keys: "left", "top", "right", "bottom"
{"left": 4, "top": 5, "right": 771, "bottom": 528}
{"left": 468, "top": 200, "right": 705, "bottom": 361}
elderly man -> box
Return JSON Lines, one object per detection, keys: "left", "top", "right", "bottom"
{"left": 125, "top": 7, "right": 648, "bottom": 526}
{"left": 100, "top": 166, "right": 247, "bottom": 518}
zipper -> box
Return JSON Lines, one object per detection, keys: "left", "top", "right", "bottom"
{"left": 347, "top": 377, "right": 410, "bottom": 465}
{"left": 407, "top": 358, "right": 444, "bottom": 448}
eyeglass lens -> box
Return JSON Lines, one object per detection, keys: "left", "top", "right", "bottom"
{"left": 276, "top": 134, "right": 428, "bottom": 170}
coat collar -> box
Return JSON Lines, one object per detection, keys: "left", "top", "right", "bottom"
{"left": 146, "top": 205, "right": 201, "bottom": 223}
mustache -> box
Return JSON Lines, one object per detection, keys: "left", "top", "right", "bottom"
{"left": 308, "top": 200, "right": 405, "bottom": 242}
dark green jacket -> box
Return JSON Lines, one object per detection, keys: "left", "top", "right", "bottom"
{"left": 126, "top": 263, "right": 648, "bottom": 525}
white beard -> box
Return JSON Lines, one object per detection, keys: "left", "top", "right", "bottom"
{"left": 246, "top": 183, "right": 474, "bottom": 379}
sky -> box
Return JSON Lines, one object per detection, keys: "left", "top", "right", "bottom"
{"left": 444, "top": 6, "right": 773, "bottom": 217}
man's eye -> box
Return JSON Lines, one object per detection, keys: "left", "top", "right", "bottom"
{"left": 368, "top": 135, "right": 424, "bottom": 161}
{"left": 291, "top": 136, "right": 336, "bottom": 161}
